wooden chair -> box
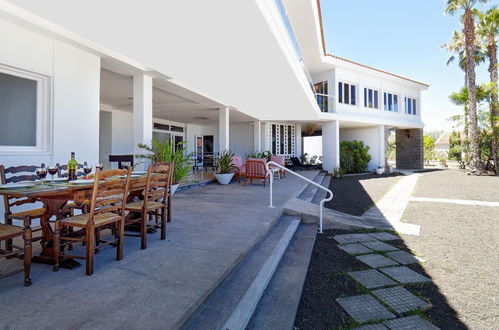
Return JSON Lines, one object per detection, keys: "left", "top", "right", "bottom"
{"left": 242, "top": 159, "right": 269, "bottom": 186}
{"left": 0, "top": 164, "right": 45, "bottom": 253}
{"left": 53, "top": 168, "right": 131, "bottom": 276}
{"left": 270, "top": 155, "right": 286, "bottom": 179}
{"left": 0, "top": 219, "right": 32, "bottom": 286}
{"left": 125, "top": 162, "right": 173, "bottom": 249}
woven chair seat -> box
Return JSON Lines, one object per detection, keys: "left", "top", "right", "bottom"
{"left": 9, "top": 208, "right": 45, "bottom": 220}
{"left": 61, "top": 212, "right": 121, "bottom": 228}
{"left": 0, "top": 224, "right": 24, "bottom": 239}
{"left": 125, "top": 201, "right": 165, "bottom": 212}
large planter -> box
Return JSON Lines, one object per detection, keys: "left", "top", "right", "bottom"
{"left": 375, "top": 167, "right": 385, "bottom": 175}
{"left": 215, "top": 173, "right": 234, "bottom": 185}
{"left": 171, "top": 183, "right": 179, "bottom": 195}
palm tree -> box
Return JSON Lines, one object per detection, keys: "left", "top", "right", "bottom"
{"left": 446, "top": 0, "right": 490, "bottom": 174}
{"left": 477, "top": 7, "right": 499, "bottom": 174}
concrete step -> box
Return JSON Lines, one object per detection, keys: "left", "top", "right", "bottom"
{"left": 182, "top": 215, "right": 301, "bottom": 330}
{"left": 297, "top": 171, "right": 326, "bottom": 202}
{"left": 247, "top": 223, "right": 318, "bottom": 330}
{"left": 311, "top": 173, "right": 331, "bottom": 205}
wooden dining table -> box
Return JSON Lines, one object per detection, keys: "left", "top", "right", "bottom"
{"left": 0, "top": 175, "right": 171, "bottom": 269}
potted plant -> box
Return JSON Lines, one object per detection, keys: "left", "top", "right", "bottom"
{"left": 375, "top": 166, "right": 385, "bottom": 175}
{"left": 137, "top": 138, "right": 193, "bottom": 194}
{"left": 215, "top": 150, "right": 235, "bottom": 185}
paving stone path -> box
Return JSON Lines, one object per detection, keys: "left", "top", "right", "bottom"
{"left": 333, "top": 232, "right": 439, "bottom": 329}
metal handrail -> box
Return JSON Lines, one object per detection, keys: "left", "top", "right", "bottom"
{"left": 266, "top": 161, "right": 333, "bottom": 234}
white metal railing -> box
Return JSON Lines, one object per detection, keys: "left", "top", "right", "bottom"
{"left": 266, "top": 161, "right": 333, "bottom": 234}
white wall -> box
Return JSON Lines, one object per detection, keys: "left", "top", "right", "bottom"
{"left": 312, "top": 66, "right": 424, "bottom": 128}
{"left": 0, "top": 19, "right": 100, "bottom": 222}
{"left": 340, "top": 126, "right": 385, "bottom": 171}
{"left": 303, "top": 136, "right": 322, "bottom": 159}
{"left": 0, "top": 19, "right": 100, "bottom": 167}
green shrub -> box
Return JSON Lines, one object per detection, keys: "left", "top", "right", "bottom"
{"left": 340, "top": 140, "right": 371, "bottom": 174}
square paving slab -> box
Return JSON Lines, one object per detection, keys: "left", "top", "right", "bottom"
{"left": 338, "top": 243, "right": 373, "bottom": 255}
{"left": 368, "top": 232, "right": 401, "bottom": 241}
{"left": 384, "top": 315, "right": 440, "bottom": 329}
{"left": 372, "top": 286, "right": 431, "bottom": 314}
{"left": 333, "top": 233, "right": 378, "bottom": 244}
{"left": 386, "top": 251, "right": 420, "bottom": 265}
{"left": 336, "top": 295, "right": 395, "bottom": 323}
{"left": 362, "top": 240, "right": 400, "bottom": 252}
{"left": 348, "top": 269, "right": 397, "bottom": 289}
{"left": 380, "top": 266, "right": 431, "bottom": 284}
{"left": 354, "top": 324, "right": 388, "bottom": 330}
{"left": 356, "top": 254, "right": 400, "bottom": 268}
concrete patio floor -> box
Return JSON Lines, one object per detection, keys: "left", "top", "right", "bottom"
{"left": 0, "top": 171, "right": 318, "bottom": 329}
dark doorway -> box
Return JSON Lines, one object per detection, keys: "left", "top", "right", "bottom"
{"left": 174, "top": 135, "right": 183, "bottom": 151}
{"left": 203, "top": 135, "right": 214, "bottom": 155}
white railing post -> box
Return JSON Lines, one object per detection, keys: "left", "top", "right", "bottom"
{"left": 266, "top": 161, "right": 333, "bottom": 234}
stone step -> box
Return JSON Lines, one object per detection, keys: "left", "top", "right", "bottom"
{"left": 182, "top": 215, "right": 301, "bottom": 330}
{"left": 297, "top": 171, "right": 326, "bottom": 202}
{"left": 247, "top": 223, "right": 318, "bottom": 330}
{"left": 311, "top": 173, "right": 331, "bottom": 205}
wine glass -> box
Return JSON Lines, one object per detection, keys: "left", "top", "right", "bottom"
{"left": 95, "top": 163, "right": 104, "bottom": 171}
{"left": 83, "top": 164, "right": 92, "bottom": 177}
{"left": 36, "top": 167, "right": 47, "bottom": 186}
{"left": 47, "top": 166, "right": 58, "bottom": 183}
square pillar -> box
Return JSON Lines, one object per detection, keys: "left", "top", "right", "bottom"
{"left": 253, "top": 120, "right": 261, "bottom": 152}
{"left": 219, "top": 107, "right": 230, "bottom": 152}
{"left": 133, "top": 74, "right": 153, "bottom": 161}
{"left": 295, "top": 124, "right": 302, "bottom": 157}
{"left": 322, "top": 120, "right": 340, "bottom": 172}
{"left": 377, "top": 125, "right": 386, "bottom": 168}
{"left": 396, "top": 128, "right": 423, "bottom": 169}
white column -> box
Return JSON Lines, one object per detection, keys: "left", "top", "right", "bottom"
{"left": 378, "top": 125, "right": 386, "bottom": 168}
{"left": 322, "top": 120, "right": 340, "bottom": 172}
{"left": 295, "top": 124, "right": 302, "bottom": 156}
{"left": 253, "top": 120, "right": 261, "bottom": 152}
{"left": 133, "top": 74, "right": 153, "bottom": 166}
{"left": 219, "top": 107, "right": 230, "bottom": 152}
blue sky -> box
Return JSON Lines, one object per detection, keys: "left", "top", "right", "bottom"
{"left": 320, "top": 0, "right": 498, "bottom": 132}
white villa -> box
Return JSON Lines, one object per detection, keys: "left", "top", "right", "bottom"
{"left": 0, "top": 0, "right": 428, "bottom": 174}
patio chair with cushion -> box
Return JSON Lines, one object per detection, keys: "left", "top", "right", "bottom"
{"left": 242, "top": 159, "right": 270, "bottom": 186}
{"left": 125, "top": 162, "right": 173, "bottom": 250}
{"left": 289, "top": 157, "right": 315, "bottom": 171}
{"left": 232, "top": 155, "right": 246, "bottom": 182}
{"left": 269, "top": 155, "right": 286, "bottom": 179}
{"left": 53, "top": 168, "right": 132, "bottom": 276}
{"left": 0, "top": 164, "right": 45, "bottom": 254}
{"left": 0, "top": 220, "right": 32, "bottom": 286}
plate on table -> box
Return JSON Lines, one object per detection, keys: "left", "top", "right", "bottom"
{"left": 70, "top": 179, "right": 94, "bottom": 185}
{"left": 0, "top": 182, "right": 36, "bottom": 189}
{"left": 44, "top": 178, "right": 67, "bottom": 183}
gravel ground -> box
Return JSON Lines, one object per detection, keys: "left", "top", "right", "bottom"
{"left": 327, "top": 173, "right": 403, "bottom": 216}
{"left": 400, "top": 202, "right": 499, "bottom": 329}
{"left": 400, "top": 169, "right": 499, "bottom": 329}
{"left": 412, "top": 169, "right": 499, "bottom": 202}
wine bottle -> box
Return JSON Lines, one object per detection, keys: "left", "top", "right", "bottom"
{"left": 67, "top": 152, "right": 78, "bottom": 181}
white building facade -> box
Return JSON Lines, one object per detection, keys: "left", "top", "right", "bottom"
{"left": 0, "top": 0, "right": 428, "bottom": 177}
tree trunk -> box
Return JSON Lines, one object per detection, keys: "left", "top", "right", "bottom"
{"left": 488, "top": 36, "right": 498, "bottom": 175}
{"left": 464, "top": 8, "right": 481, "bottom": 174}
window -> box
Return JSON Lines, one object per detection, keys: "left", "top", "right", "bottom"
{"left": 0, "top": 66, "right": 50, "bottom": 153}
{"left": 404, "top": 97, "right": 417, "bottom": 115}
{"left": 338, "top": 82, "right": 357, "bottom": 105}
{"left": 314, "top": 81, "right": 328, "bottom": 112}
{"left": 363, "top": 88, "right": 379, "bottom": 109}
{"left": 383, "top": 92, "right": 398, "bottom": 112}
